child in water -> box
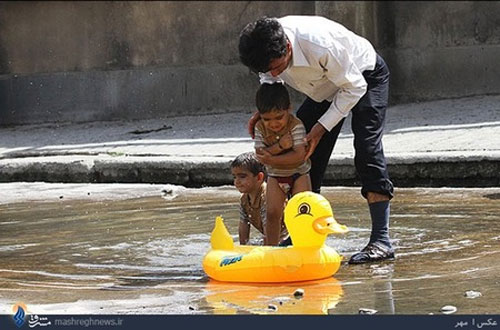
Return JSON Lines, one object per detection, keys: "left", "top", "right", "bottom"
{"left": 253, "top": 82, "right": 312, "bottom": 245}
{"left": 230, "top": 152, "right": 290, "bottom": 245}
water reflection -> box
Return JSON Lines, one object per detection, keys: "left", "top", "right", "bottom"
{"left": 204, "top": 277, "right": 343, "bottom": 315}
{"left": 0, "top": 184, "right": 499, "bottom": 315}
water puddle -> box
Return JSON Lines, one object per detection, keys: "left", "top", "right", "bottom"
{"left": 0, "top": 184, "right": 499, "bottom": 314}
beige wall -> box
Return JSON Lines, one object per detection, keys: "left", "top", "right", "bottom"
{"left": 1, "top": 1, "right": 499, "bottom": 125}
{"left": 318, "top": 1, "right": 500, "bottom": 103}
{"left": 0, "top": 1, "right": 314, "bottom": 73}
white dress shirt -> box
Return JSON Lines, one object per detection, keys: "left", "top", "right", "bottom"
{"left": 260, "top": 15, "right": 377, "bottom": 131}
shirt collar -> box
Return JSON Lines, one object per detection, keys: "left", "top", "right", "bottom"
{"left": 283, "top": 27, "right": 309, "bottom": 67}
{"left": 247, "top": 181, "right": 265, "bottom": 209}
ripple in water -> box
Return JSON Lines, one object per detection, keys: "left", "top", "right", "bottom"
{"left": 0, "top": 185, "right": 499, "bottom": 314}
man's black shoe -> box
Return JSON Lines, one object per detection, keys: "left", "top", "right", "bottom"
{"left": 348, "top": 242, "right": 395, "bottom": 264}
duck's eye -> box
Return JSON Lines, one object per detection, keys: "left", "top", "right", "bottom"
{"left": 298, "top": 203, "right": 311, "bottom": 215}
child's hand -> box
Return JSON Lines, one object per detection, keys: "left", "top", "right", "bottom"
{"left": 278, "top": 132, "right": 293, "bottom": 150}
{"left": 256, "top": 147, "right": 273, "bottom": 165}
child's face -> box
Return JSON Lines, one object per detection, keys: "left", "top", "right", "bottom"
{"left": 260, "top": 108, "right": 290, "bottom": 133}
{"left": 231, "top": 166, "right": 262, "bottom": 194}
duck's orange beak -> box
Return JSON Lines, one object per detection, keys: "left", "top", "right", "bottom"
{"left": 313, "top": 217, "right": 348, "bottom": 235}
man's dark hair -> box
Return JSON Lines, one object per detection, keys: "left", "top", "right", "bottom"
{"left": 231, "top": 152, "right": 266, "bottom": 176}
{"left": 256, "top": 82, "right": 290, "bottom": 114}
{"left": 238, "top": 17, "right": 288, "bottom": 74}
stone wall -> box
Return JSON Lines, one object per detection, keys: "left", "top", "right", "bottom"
{"left": 316, "top": 1, "right": 500, "bottom": 103}
{"left": 0, "top": 1, "right": 498, "bottom": 125}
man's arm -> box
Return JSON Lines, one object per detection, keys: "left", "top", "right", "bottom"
{"left": 305, "top": 50, "right": 368, "bottom": 159}
{"left": 304, "top": 123, "right": 327, "bottom": 160}
{"left": 247, "top": 111, "right": 260, "bottom": 139}
{"left": 319, "top": 48, "right": 368, "bottom": 131}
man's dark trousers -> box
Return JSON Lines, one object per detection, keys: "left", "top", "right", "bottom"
{"left": 296, "top": 54, "right": 394, "bottom": 199}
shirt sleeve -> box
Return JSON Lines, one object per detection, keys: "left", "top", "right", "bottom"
{"left": 239, "top": 203, "right": 250, "bottom": 225}
{"left": 260, "top": 197, "right": 267, "bottom": 233}
{"left": 254, "top": 125, "right": 266, "bottom": 149}
{"left": 317, "top": 50, "right": 368, "bottom": 131}
{"left": 291, "top": 122, "right": 307, "bottom": 147}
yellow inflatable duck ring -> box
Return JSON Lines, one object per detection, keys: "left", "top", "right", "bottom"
{"left": 202, "top": 191, "right": 348, "bottom": 283}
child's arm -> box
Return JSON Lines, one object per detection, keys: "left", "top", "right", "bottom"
{"left": 261, "top": 132, "right": 293, "bottom": 156}
{"left": 238, "top": 204, "right": 250, "bottom": 245}
{"left": 256, "top": 143, "right": 307, "bottom": 167}
{"left": 257, "top": 122, "right": 308, "bottom": 166}
{"left": 239, "top": 221, "right": 250, "bottom": 245}
{"left": 254, "top": 123, "right": 293, "bottom": 156}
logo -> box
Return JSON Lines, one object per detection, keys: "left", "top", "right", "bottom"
{"left": 219, "top": 255, "right": 243, "bottom": 267}
{"left": 12, "top": 302, "right": 27, "bottom": 328}
{"left": 28, "top": 315, "right": 51, "bottom": 328}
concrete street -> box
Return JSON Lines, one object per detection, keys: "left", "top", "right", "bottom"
{"left": 1, "top": 94, "right": 499, "bottom": 188}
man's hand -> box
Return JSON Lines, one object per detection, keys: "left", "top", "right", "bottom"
{"left": 255, "top": 147, "right": 273, "bottom": 165}
{"left": 247, "top": 111, "right": 261, "bottom": 139}
{"left": 304, "top": 123, "right": 327, "bottom": 160}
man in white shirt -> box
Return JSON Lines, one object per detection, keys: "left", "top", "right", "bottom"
{"left": 239, "top": 15, "right": 395, "bottom": 264}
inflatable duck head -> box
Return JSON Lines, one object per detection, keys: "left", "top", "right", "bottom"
{"left": 284, "top": 191, "right": 348, "bottom": 248}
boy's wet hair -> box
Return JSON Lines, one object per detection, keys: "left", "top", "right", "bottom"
{"left": 238, "top": 16, "right": 288, "bottom": 74}
{"left": 231, "top": 152, "right": 266, "bottom": 176}
{"left": 256, "top": 82, "right": 290, "bottom": 114}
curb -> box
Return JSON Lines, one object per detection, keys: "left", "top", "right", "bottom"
{"left": 1, "top": 155, "right": 499, "bottom": 188}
